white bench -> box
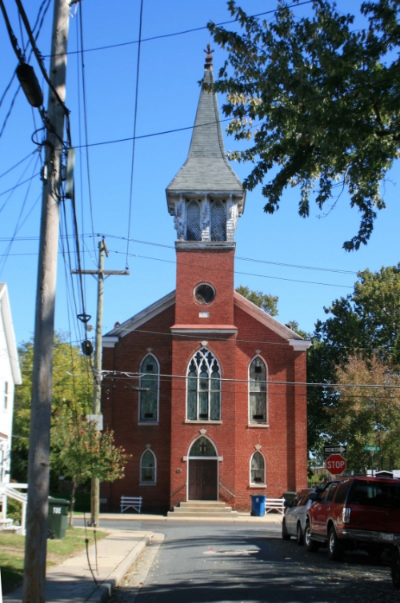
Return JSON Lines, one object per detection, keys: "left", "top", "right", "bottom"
{"left": 265, "top": 498, "right": 285, "bottom": 514}
{"left": 120, "top": 496, "right": 143, "bottom": 514}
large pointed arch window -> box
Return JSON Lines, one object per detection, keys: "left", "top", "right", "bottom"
{"left": 211, "top": 201, "right": 226, "bottom": 241}
{"left": 187, "top": 348, "right": 221, "bottom": 421}
{"left": 139, "top": 354, "right": 159, "bottom": 423}
{"left": 187, "top": 201, "right": 201, "bottom": 241}
{"left": 249, "top": 357, "right": 267, "bottom": 424}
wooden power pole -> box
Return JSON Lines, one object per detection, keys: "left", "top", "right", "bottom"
{"left": 22, "top": 1, "right": 70, "bottom": 601}
{"left": 73, "top": 238, "right": 129, "bottom": 525}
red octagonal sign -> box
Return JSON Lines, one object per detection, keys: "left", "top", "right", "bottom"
{"left": 326, "top": 454, "right": 346, "bottom": 475}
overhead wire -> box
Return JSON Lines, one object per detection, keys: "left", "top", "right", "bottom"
{"left": 77, "top": 1, "right": 96, "bottom": 259}
{"left": 45, "top": 1, "right": 314, "bottom": 57}
{"left": 126, "top": 0, "right": 144, "bottom": 268}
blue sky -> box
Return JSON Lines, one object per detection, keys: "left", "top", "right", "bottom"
{"left": 1, "top": 0, "right": 399, "bottom": 349}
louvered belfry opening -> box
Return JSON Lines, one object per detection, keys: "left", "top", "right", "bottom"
{"left": 186, "top": 201, "right": 201, "bottom": 241}
{"left": 211, "top": 201, "right": 226, "bottom": 241}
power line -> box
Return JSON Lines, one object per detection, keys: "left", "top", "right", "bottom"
{"left": 126, "top": 0, "right": 144, "bottom": 267}
{"left": 78, "top": 2, "right": 96, "bottom": 258}
{"left": 45, "top": 2, "right": 314, "bottom": 57}
{"left": 100, "top": 369, "right": 400, "bottom": 391}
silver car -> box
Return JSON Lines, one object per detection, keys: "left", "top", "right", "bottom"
{"left": 282, "top": 488, "right": 314, "bottom": 545}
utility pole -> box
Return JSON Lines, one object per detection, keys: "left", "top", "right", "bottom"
{"left": 22, "top": 1, "right": 70, "bottom": 601}
{"left": 73, "top": 238, "right": 129, "bottom": 525}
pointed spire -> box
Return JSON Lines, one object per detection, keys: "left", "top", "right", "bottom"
{"left": 166, "top": 47, "right": 245, "bottom": 211}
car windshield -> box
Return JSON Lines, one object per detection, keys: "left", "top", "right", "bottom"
{"left": 348, "top": 480, "right": 400, "bottom": 508}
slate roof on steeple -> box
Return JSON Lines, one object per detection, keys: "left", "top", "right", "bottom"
{"left": 166, "top": 55, "right": 244, "bottom": 201}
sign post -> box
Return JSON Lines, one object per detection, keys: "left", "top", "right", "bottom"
{"left": 326, "top": 454, "right": 346, "bottom": 475}
{"left": 364, "top": 446, "right": 380, "bottom": 477}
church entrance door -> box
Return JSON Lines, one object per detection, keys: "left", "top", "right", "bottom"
{"left": 188, "top": 459, "right": 218, "bottom": 500}
{"left": 188, "top": 436, "right": 219, "bottom": 501}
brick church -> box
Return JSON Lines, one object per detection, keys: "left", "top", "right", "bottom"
{"left": 101, "top": 50, "right": 310, "bottom": 513}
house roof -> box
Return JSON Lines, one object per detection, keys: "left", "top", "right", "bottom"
{"left": 0, "top": 283, "right": 22, "bottom": 384}
{"left": 103, "top": 289, "right": 311, "bottom": 351}
{"left": 166, "top": 64, "right": 245, "bottom": 209}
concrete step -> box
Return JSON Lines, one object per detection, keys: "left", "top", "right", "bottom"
{"left": 180, "top": 501, "right": 229, "bottom": 509}
{"left": 167, "top": 510, "right": 239, "bottom": 518}
{"left": 172, "top": 507, "right": 234, "bottom": 514}
{"left": 1, "top": 525, "right": 22, "bottom": 534}
{"left": 168, "top": 500, "right": 239, "bottom": 518}
{"left": 0, "top": 518, "right": 14, "bottom": 531}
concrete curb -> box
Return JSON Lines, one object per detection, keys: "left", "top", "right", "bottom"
{"left": 85, "top": 532, "right": 153, "bottom": 603}
{"left": 75, "top": 514, "right": 283, "bottom": 524}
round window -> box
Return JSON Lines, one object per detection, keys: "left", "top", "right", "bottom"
{"left": 194, "top": 284, "right": 215, "bottom": 304}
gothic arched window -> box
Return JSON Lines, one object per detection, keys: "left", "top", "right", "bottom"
{"left": 186, "top": 201, "right": 201, "bottom": 241}
{"left": 211, "top": 201, "right": 226, "bottom": 241}
{"left": 249, "top": 357, "right": 267, "bottom": 424}
{"left": 140, "top": 449, "right": 156, "bottom": 483}
{"left": 250, "top": 452, "right": 266, "bottom": 485}
{"left": 139, "top": 354, "right": 159, "bottom": 423}
{"left": 187, "top": 348, "right": 221, "bottom": 421}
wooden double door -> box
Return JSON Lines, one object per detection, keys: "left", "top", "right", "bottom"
{"left": 188, "top": 459, "right": 218, "bottom": 501}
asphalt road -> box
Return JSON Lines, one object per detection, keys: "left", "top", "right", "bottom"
{"left": 76, "top": 520, "right": 398, "bottom": 603}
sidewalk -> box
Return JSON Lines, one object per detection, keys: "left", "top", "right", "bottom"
{"left": 5, "top": 530, "right": 153, "bottom": 603}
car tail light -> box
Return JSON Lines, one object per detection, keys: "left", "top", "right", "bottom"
{"left": 342, "top": 507, "right": 351, "bottom": 524}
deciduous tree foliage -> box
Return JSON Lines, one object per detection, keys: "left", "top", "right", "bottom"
{"left": 235, "top": 284, "right": 279, "bottom": 315}
{"left": 208, "top": 0, "right": 400, "bottom": 250}
{"left": 52, "top": 411, "right": 130, "bottom": 525}
{"left": 11, "top": 333, "right": 93, "bottom": 483}
{"left": 307, "top": 264, "right": 400, "bottom": 455}
{"left": 331, "top": 355, "right": 400, "bottom": 471}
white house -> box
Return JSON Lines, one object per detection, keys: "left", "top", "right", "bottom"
{"left": 0, "top": 283, "right": 21, "bottom": 482}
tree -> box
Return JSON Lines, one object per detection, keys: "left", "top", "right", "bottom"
{"left": 236, "top": 285, "right": 279, "bottom": 315}
{"left": 208, "top": 0, "right": 400, "bottom": 250}
{"left": 331, "top": 354, "right": 400, "bottom": 472}
{"left": 307, "top": 264, "right": 400, "bottom": 454}
{"left": 12, "top": 333, "right": 93, "bottom": 483}
{"left": 51, "top": 410, "right": 130, "bottom": 525}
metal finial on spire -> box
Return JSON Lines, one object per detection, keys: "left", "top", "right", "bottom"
{"left": 204, "top": 43, "right": 214, "bottom": 69}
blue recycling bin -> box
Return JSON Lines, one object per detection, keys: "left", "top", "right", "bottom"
{"left": 250, "top": 494, "right": 266, "bottom": 516}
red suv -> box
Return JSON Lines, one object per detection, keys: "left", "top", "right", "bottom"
{"left": 304, "top": 477, "right": 400, "bottom": 561}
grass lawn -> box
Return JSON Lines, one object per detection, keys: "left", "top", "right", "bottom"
{"left": 0, "top": 527, "right": 107, "bottom": 594}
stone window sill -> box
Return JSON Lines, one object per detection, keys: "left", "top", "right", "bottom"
{"left": 185, "top": 420, "right": 222, "bottom": 424}
{"left": 138, "top": 422, "right": 159, "bottom": 426}
{"left": 139, "top": 482, "right": 157, "bottom": 487}
{"left": 247, "top": 423, "right": 269, "bottom": 428}
{"left": 249, "top": 484, "right": 267, "bottom": 488}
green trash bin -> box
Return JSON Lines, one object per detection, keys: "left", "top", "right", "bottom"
{"left": 48, "top": 497, "right": 70, "bottom": 539}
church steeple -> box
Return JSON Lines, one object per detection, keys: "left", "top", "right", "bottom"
{"left": 166, "top": 47, "right": 245, "bottom": 242}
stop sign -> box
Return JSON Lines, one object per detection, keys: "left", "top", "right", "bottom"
{"left": 326, "top": 454, "right": 346, "bottom": 475}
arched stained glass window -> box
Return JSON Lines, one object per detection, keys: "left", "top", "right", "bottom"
{"left": 250, "top": 452, "right": 265, "bottom": 484}
{"left": 249, "top": 357, "right": 267, "bottom": 424}
{"left": 139, "top": 354, "right": 159, "bottom": 422}
{"left": 187, "top": 201, "right": 201, "bottom": 241}
{"left": 140, "top": 449, "right": 156, "bottom": 483}
{"left": 187, "top": 348, "right": 221, "bottom": 421}
{"left": 211, "top": 201, "right": 226, "bottom": 241}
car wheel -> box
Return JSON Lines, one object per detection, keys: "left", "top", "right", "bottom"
{"left": 392, "top": 549, "right": 400, "bottom": 588}
{"left": 304, "top": 523, "right": 319, "bottom": 552}
{"left": 282, "top": 518, "right": 291, "bottom": 540}
{"left": 296, "top": 522, "right": 303, "bottom": 546}
{"left": 328, "top": 526, "right": 344, "bottom": 561}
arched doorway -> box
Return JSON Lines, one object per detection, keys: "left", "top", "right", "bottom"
{"left": 188, "top": 436, "right": 218, "bottom": 501}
